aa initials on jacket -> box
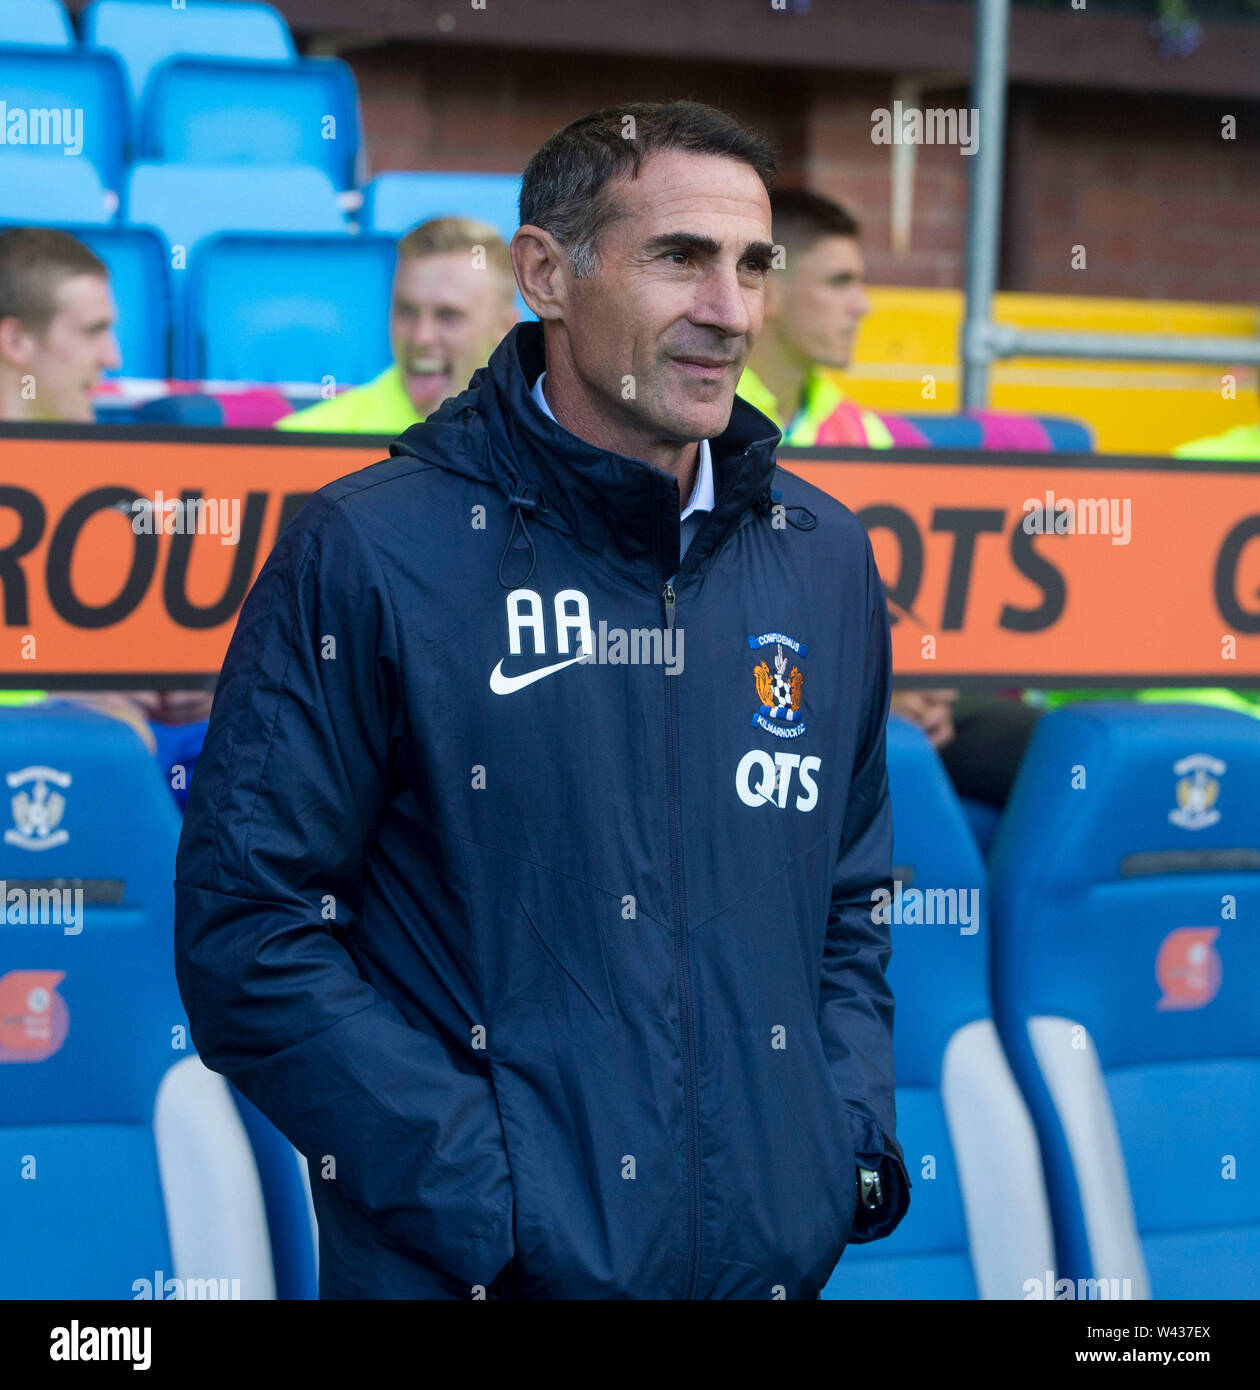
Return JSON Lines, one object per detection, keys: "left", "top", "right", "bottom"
{"left": 174, "top": 319, "right": 910, "bottom": 1300}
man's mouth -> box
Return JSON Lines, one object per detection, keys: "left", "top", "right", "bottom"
{"left": 671, "top": 356, "right": 735, "bottom": 381}
{"left": 405, "top": 359, "right": 451, "bottom": 396}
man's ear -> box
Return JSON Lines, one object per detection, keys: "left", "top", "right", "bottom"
{"left": 0, "top": 314, "right": 34, "bottom": 369}
{"left": 511, "top": 226, "right": 568, "bottom": 322}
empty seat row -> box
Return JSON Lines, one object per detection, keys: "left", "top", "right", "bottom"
{"left": 0, "top": 149, "right": 523, "bottom": 244}
{"left": 1, "top": 0, "right": 294, "bottom": 116}
{"left": 0, "top": 45, "right": 360, "bottom": 190}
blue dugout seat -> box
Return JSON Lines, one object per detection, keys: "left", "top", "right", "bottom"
{"left": 822, "top": 714, "right": 1054, "bottom": 1298}
{"left": 362, "top": 170, "right": 522, "bottom": 242}
{"left": 0, "top": 704, "right": 311, "bottom": 1296}
{"left": 0, "top": 151, "right": 112, "bottom": 225}
{"left": 82, "top": 0, "right": 294, "bottom": 122}
{"left": 125, "top": 163, "right": 348, "bottom": 375}
{"left": 0, "top": 702, "right": 317, "bottom": 1298}
{"left": 125, "top": 162, "right": 347, "bottom": 260}
{"left": 990, "top": 704, "right": 1260, "bottom": 1298}
{"left": 141, "top": 56, "right": 362, "bottom": 190}
{"left": 0, "top": 0, "right": 74, "bottom": 47}
{"left": 0, "top": 46, "right": 130, "bottom": 191}
{"left": 189, "top": 232, "right": 396, "bottom": 384}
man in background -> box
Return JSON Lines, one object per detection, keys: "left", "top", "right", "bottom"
{"left": 277, "top": 216, "right": 519, "bottom": 433}
{"left": 0, "top": 227, "right": 211, "bottom": 778}
{"left": 0, "top": 226, "right": 120, "bottom": 424}
{"left": 738, "top": 187, "right": 892, "bottom": 447}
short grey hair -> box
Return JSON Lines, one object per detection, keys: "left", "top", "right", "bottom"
{"left": 519, "top": 100, "right": 777, "bottom": 278}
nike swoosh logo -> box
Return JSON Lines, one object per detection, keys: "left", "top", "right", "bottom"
{"left": 489, "top": 645, "right": 591, "bottom": 695}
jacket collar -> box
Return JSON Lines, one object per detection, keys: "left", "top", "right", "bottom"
{"left": 474, "top": 321, "right": 781, "bottom": 589}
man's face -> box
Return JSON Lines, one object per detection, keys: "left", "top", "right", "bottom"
{"left": 556, "top": 150, "right": 773, "bottom": 446}
{"left": 5, "top": 274, "right": 120, "bottom": 422}
{"left": 389, "top": 251, "right": 517, "bottom": 416}
{"left": 767, "top": 234, "right": 870, "bottom": 370}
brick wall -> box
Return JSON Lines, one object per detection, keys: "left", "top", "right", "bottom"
{"left": 345, "top": 44, "right": 1259, "bottom": 303}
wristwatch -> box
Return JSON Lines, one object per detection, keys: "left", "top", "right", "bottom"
{"left": 856, "top": 1166, "right": 884, "bottom": 1212}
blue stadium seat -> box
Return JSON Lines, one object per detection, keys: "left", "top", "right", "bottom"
{"left": 72, "top": 223, "right": 171, "bottom": 378}
{"left": 990, "top": 704, "right": 1260, "bottom": 1298}
{"left": 82, "top": 0, "right": 294, "bottom": 121}
{"left": 0, "top": 46, "right": 130, "bottom": 191}
{"left": 1035, "top": 416, "right": 1095, "bottom": 452}
{"left": 899, "top": 414, "right": 985, "bottom": 449}
{"left": 135, "top": 393, "right": 225, "bottom": 426}
{"left": 125, "top": 162, "right": 347, "bottom": 261}
{"left": 0, "top": 151, "right": 113, "bottom": 225}
{"left": 362, "top": 170, "right": 522, "bottom": 242}
{"left": 0, "top": 702, "right": 313, "bottom": 1298}
{"left": 822, "top": 715, "right": 1055, "bottom": 1298}
{"left": 189, "top": 232, "right": 396, "bottom": 384}
{"left": 141, "top": 56, "right": 362, "bottom": 190}
{"left": 125, "top": 163, "right": 349, "bottom": 375}
{"left": 0, "top": 0, "right": 74, "bottom": 47}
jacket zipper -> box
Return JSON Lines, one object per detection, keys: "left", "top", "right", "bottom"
{"left": 662, "top": 577, "right": 702, "bottom": 1299}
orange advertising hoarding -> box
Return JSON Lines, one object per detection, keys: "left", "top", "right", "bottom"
{"left": 0, "top": 428, "right": 1256, "bottom": 687}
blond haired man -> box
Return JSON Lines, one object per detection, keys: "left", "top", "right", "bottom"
{"left": 277, "top": 216, "right": 519, "bottom": 433}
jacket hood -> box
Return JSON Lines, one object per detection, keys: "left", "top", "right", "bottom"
{"left": 390, "top": 320, "right": 783, "bottom": 589}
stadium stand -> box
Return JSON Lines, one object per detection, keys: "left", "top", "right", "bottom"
{"left": 822, "top": 716, "right": 1055, "bottom": 1299}
{"left": 140, "top": 56, "right": 363, "bottom": 190}
{"left": 990, "top": 704, "right": 1260, "bottom": 1299}
{"left": 0, "top": 701, "right": 317, "bottom": 1299}
{"left": 187, "top": 232, "right": 396, "bottom": 383}
{"left": 82, "top": 0, "right": 296, "bottom": 123}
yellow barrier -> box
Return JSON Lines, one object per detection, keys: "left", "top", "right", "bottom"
{"left": 829, "top": 288, "right": 1260, "bottom": 455}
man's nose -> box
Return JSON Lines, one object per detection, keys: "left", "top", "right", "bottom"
{"left": 405, "top": 312, "right": 439, "bottom": 346}
{"left": 851, "top": 285, "right": 872, "bottom": 320}
{"left": 101, "top": 331, "right": 122, "bottom": 371}
{"left": 693, "top": 264, "right": 754, "bottom": 338}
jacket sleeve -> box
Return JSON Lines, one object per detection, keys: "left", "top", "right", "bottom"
{"left": 173, "top": 491, "right": 514, "bottom": 1291}
{"left": 817, "top": 536, "right": 911, "bottom": 1243}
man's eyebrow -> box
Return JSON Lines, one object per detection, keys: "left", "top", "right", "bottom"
{"left": 642, "top": 232, "right": 775, "bottom": 261}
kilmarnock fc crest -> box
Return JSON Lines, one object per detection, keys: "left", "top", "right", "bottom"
{"left": 749, "top": 632, "right": 807, "bottom": 739}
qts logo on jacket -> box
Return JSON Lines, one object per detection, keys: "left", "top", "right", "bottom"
{"left": 0, "top": 969, "right": 69, "bottom": 1062}
{"left": 737, "top": 631, "right": 820, "bottom": 811}
{"left": 1155, "top": 928, "right": 1222, "bottom": 1011}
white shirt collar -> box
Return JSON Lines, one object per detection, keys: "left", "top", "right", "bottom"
{"left": 531, "top": 370, "right": 715, "bottom": 519}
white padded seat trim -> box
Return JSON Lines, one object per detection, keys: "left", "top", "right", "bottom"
{"left": 1028, "top": 1015, "right": 1151, "bottom": 1299}
{"left": 153, "top": 1056, "right": 276, "bottom": 1299}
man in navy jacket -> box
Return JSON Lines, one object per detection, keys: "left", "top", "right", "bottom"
{"left": 175, "top": 99, "right": 909, "bottom": 1300}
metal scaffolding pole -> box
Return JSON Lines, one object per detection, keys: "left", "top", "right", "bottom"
{"left": 959, "top": 0, "right": 1260, "bottom": 401}
{"left": 961, "top": 0, "right": 1009, "bottom": 410}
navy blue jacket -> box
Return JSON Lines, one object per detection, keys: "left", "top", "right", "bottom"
{"left": 174, "top": 320, "right": 909, "bottom": 1300}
